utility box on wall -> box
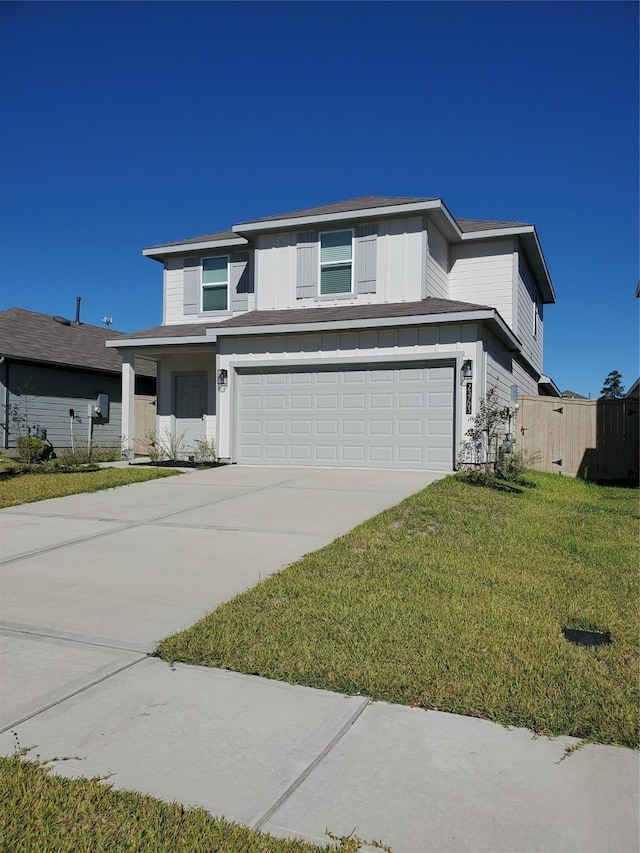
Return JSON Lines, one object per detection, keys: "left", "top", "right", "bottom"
{"left": 91, "top": 393, "right": 109, "bottom": 419}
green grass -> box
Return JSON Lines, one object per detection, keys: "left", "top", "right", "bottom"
{"left": 0, "top": 467, "right": 180, "bottom": 508}
{"left": 158, "top": 472, "right": 639, "bottom": 748}
{"left": 0, "top": 754, "right": 362, "bottom": 853}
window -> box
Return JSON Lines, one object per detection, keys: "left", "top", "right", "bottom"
{"left": 533, "top": 294, "right": 541, "bottom": 337}
{"left": 202, "top": 256, "right": 228, "bottom": 311}
{"left": 320, "top": 230, "right": 352, "bottom": 295}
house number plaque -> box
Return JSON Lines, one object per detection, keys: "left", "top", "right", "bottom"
{"left": 466, "top": 383, "right": 473, "bottom": 415}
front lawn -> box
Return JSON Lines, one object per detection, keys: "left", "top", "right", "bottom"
{"left": 0, "top": 467, "right": 180, "bottom": 508}
{"left": 0, "top": 754, "right": 361, "bottom": 852}
{"left": 158, "top": 472, "right": 639, "bottom": 748}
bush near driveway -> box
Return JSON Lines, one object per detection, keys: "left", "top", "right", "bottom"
{"left": 158, "top": 472, "right": 639, "bottom": 749}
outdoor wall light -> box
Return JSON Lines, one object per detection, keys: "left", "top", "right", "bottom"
{"left": 217, "top": 368, "right": 228, "bottom": 391}
{"left": 461, "top": 359, "right": 473, "bottom": 383}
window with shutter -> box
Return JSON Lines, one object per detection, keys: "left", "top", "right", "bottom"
{"left": 320, "top": 230, "right": 353, "bottom": 295}
{"left": 202, "top": 256, "right": 229, "bottom": 312}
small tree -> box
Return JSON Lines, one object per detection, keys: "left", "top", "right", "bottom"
{"left": 4, "top": 381, "right": 48, "bottom": 462}
{"left": 458, "top": 388, "right": 509, "bottom": 477}
{"left": 600, "top": 370, "right": 625, "bottom": 399}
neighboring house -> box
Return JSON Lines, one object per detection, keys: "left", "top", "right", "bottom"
{"left": 561, "top": 389, "right": 588, "bottom": 399}
{"left": 0, "top": 308, "right": 156, "bottom": 451}
{"left": 108, "top": 196, "right": 556, "bottom": 471}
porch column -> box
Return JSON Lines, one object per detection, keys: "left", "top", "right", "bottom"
{"left": 121, "top": 353, "right": 135, "bottom": 459}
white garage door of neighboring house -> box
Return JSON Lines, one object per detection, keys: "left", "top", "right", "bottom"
{"left": 236, "top": 362, "right": 455, "bottom": 470}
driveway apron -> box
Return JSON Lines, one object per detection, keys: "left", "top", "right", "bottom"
{"left": 1, "top": 465, "right": 637, "bottom": 852}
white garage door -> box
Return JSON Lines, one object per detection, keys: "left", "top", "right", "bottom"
{"left": 236, "top": 362, "right": 455, "bottom": 470}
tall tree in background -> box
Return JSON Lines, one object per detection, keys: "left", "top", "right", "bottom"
{"left": 600, "top": 370, "right": 625, "bottom": 398}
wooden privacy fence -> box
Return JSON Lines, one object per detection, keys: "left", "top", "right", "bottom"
{"left": 134, "top": 395, "right": 156, "bottom": 453}
{"left": 515, "top": 395, "right": 639, "bottom": 481}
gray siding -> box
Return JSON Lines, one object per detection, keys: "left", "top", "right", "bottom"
{"left": 3, "top": 362, "right": 123, "bottom": 450}
{"left": 296, "top": 231, "right": 319, "bottom": 298}
{"left": 511, "top": 356, "right": 539, "bottom": 396}
{"left": 183, "top": 257, "right": 200, "bottom": 315}
{"left": 354, "top": 224, "right": 377, "bottom": 293}
{"left": 517, "top": 255, "right": 543, "bottom": 374}
{"left": 426, "top": 219, "right": 449, "bottom": 299}
{"left": 230, "top": 250, "right": 254, "bottom": 312}
{"left": 484, "top": 328, "right": 513, "bottom": 411}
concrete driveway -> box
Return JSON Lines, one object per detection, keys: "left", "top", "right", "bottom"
{"left": 1, "top": 465, "right": 637, "bottom": 852}
{"left": 1, "top": 465, "right": 443, "bottom": 727}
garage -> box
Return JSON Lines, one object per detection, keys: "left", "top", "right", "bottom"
{"left": 235, "top": 362, "right": 455, "bottom": 470}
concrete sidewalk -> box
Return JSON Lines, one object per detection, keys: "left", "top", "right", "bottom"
{"left": 1, "top": 466, "right": 638, "bottom": 852}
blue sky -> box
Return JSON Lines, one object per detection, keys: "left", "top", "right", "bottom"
{"left": 1, "top": 1, "right": 637, "bottom": 397}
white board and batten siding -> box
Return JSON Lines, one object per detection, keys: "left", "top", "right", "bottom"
{"left": 449, "top": 239, "right": 515, "bottom": 327}
{"left": 163, "top": 254, "right": 255, "bottom": 326}
{"left": 254, "top": 217, "right": 426, "bottom": 310}
{"left": 425, "top": 218, "right": 449, "bottom": 299}
{"left": 216, "top": 322, "right": 481, "bottom": 466}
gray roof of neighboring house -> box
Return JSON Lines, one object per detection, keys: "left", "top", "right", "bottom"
{"left": 116, "top": 298, "right": 493, "bottom": 341}
{"left": 0, "top": 308, "right": 156, "bottom": 376}
{"left": 561, "top": 389, "right": 589, "bottom": 399}
{"left": 143, "top": 197, "right": 534, "bottom": 254}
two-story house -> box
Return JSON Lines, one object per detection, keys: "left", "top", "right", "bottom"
{"left": 108, "top": 196, "right": 556, "bottom": 470}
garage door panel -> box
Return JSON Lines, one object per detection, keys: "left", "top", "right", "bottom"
{"left": 369, "top": 447, "right": 393, "bottom": 462}
{"left": 343, "top": 394, "right": 366, "bottom": 409}
{"left": 316, "top": 421, "right": 338, "bottom": 436}
{"left": 398, "top": 393, "right": 424, "bottom": 409}
{"left": 370, "top": 420, "right": 394, "bottom": 436}
{"left": 236, "top": 363, "right": 454, "bottom": 470}
{"left": 342, "top": 420, "right": 365, "bottom": 436}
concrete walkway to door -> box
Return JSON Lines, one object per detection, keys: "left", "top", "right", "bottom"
{"left": 1, "top": 466, "right": 637, "bottom": 852}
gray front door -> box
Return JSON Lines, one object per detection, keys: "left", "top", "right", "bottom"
{"left": 236, "top": 362, "right": 455, "bottom": 470}
{"left": 174, "top": 373, "right": 206, "bottom": 453}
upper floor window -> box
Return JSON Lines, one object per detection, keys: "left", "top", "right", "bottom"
{"left": 202, "top": 256, "right": 228, "bottom": 311}
{"left": 320, "top": 230, "right": 353, "bottom": 295}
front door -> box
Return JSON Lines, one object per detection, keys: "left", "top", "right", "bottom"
{"left": 174, "top": 372, "right": 207, "bottom": 454}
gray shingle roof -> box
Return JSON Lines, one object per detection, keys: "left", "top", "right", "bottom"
{"left": 115, "top": 298, "right": 492, "bottom": 341}
{"left": 0, "top": 308, "right": 156, "bottom": 376}
{"left": 561, "top": 389, "right": 588, "bottom": 399}
{"left": 215, "top": 298, "right": 492, "bottom": 329}
{"left": 116, "top": 322, "right": 215, "bottom": 341}
{"left": 457, "top": 219, "right": 531, "bottom": 232}
{"left": 143, "top": 200, "right": 536, "bottom": 255}
{"left": 236, "top": 196, "right": 438, "bottom": 225}
{"left": 145, "top": 229, "right": 238, "bottom": 250}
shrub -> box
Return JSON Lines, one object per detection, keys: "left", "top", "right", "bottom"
{"left": 192, "top": 437, "right": 217, "bottom": 464}
{"left": 16, "top": 436, "right": 47, "bottom": 463}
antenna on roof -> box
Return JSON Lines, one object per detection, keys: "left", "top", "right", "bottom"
{"left": 102, "top": 316, "right": 113, "bottom": 327}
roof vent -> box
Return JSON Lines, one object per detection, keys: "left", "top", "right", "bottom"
{"left": 53, "top": 315, "right": 72, "bottom": 326}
